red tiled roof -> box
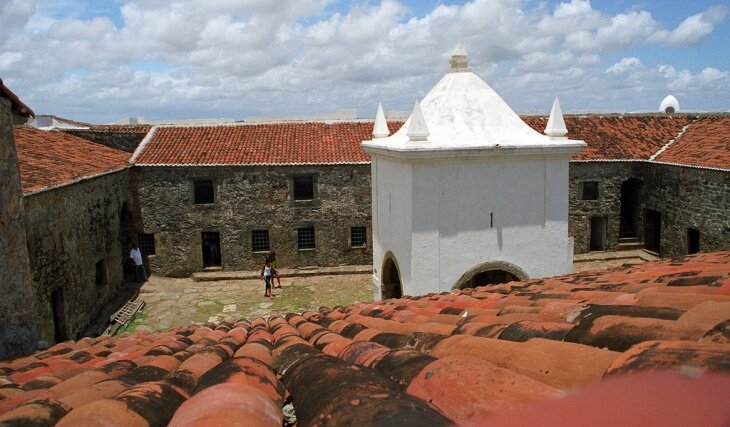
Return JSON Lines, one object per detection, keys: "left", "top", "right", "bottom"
{"left": 656, "top": 116, "right": 730, "bottom": 170}
{"left": 133, "top": 116, "right": 722, "bottom": 167}
{"left": 1, "top": 251, "right": 729, "bottom": 425}
{"left": 13, "top": 127, "right": 131, "bottom": 194}
{"left": 134, "top": 122, "right": 403, "bottom": 165}
{"left": 523, "top": 115, "right": 692, "bottom": 161}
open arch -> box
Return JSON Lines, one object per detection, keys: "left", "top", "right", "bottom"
{"left": 452, "top": 260, "right": 528, "bottom": 290}
{"left": 381, "top": 252, "right": 403, "bottom": 299}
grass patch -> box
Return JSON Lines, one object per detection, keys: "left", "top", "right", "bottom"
{"left": 116, "top": 309, "right": 148, "bottom": 334}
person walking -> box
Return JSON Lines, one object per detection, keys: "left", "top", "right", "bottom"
{"left": 268, "top": 250, "right": 282, "bottom": 288}
{"left": 260, "top": 257, "right": 273, "bottom": 298}
{"left": 130, "top": 243, "right": 147, "bottom": 282}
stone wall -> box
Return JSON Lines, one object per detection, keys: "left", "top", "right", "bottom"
{"left": 0, "top": 98, "right": 38, "bottom": 359}
{"left": 641, "top": 163, "right": 730, "bottom": 257}
{"left": 135, "top": 165, "right": 372, "bottom": 276}
{"left": 568, "top": 161, "right": 730, "bottom": 257}
{"left": 24, "top": 169, "right": 133, "bottom": 342}
{"left": 568, "top": 162, "right": 633, "bottom": 253}
{"left": 64, "top": 130, "right": 146, "bottom": 152}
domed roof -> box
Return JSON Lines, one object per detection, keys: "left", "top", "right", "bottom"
{"left": 660, "top": 95, "right": 680, "bottom": 113}
{"left": 364, "top": 45, "right": 584, "bottom": 153}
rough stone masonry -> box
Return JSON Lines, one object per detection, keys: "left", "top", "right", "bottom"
{"left": 0, "top": 96, "right": 37, "bottom": 359}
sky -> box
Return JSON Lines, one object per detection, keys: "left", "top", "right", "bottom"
{"left": 1, "top": 0, "right": 728, "bottom": 124}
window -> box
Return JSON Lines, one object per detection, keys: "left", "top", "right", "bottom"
{"left": 582, "top": 181, "right": 599, "bottom": 200}
{"left": 251, "top": 229, "right": 270, "bottom": 252}
{"left": 351, "top": 226, "right": 367, "bottom": 247}
{"left": 96, "top": 259, "right": 107, "bottom": 288}
{"left": 194, "top": 180, "right": 215, "bottom": 204}
{"left": 297, "top": 227, "right": 315, "bottom": 250}
{"left": 138, "top": 233, "right": 156, "bottom": 255}
{"left": 293, "top": 176, "right": 314, "bottom": 200}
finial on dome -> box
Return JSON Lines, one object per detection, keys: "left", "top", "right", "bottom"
{"left": 545, "top": 97, "right": 568, "bottom": 139}
{"left": 449, "top": 42, "right": 469, "bottom": 72}
{"left": 372, "top": 102, "right": 390, "bottom": 139}
{"left": 407, "top": 100, "right": 429, "bottom": 142}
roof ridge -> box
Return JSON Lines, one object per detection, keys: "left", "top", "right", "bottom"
{"left": 130, "top": 126, "right": 158, "bottom": 164}
{"left": 648, "top": 117, "right": 698, "bottom": 161}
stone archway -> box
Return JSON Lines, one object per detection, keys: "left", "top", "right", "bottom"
{"left": 452, "top": 260, "right": 528, "bottom": 289}
{"left": 381, "top": 252, "right": 403, "bottom": 299}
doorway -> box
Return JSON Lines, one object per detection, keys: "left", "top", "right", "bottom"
{"left": 202, "top": 232, "right": 221, "bottom": 267}
{"left": 590, "top": 216, "right": 607, "bottom": 251}
{"left": 381, "top": 256, "right": 403, "bottom": 299}
{"left": 464, "top": 269, "right": 519, "bottom": 288}
{"left": 51, "top": 288, "right": 67, "bottom": 342}
{"left": 620, "top": 179, "right": 642, "bottom": 238}
{"left": 688, "top": 228, "right": 700, "bottom": 254}
{"left": 644, "top": 209, "right": 661, "bottom": 252}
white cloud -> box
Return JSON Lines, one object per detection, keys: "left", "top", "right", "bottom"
{"left": 653, "top": 5, "right": 728, "bottom": 46}
{"left": 1, "top": 0, "right": 728, "bottom": 122}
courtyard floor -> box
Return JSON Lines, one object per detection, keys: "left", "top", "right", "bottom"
{"left": 121, "top": 249, "right": 657, "bottom": 334}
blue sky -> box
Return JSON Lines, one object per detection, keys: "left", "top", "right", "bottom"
{"left": 1, "top": 0, "right": 728, "bottom": 123}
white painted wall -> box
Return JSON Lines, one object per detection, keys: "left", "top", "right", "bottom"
{"left": 371, "top": 152, "right": 574, "bottom": 298}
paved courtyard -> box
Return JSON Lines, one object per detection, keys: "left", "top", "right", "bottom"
{"left": 122, "top": 273, "right": 374, "bottom": 333}
{"left": 122, "top": 249, "right": 658, "bottom": 333}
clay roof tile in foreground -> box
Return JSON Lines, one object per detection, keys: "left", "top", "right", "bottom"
{"left": 1, "top": 251, "right": 729, "bottom": 426}
{"left": 13, "top": 126, "right": 132, "bottom": 194}
{"left": 655, "top": 116, "right": 730, "bottom": 169}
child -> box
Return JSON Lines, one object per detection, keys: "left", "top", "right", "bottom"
{"left": 260, "top": 258, "right": 273, "bottom": 298}
{"left": 268, "top": 250, "right": 282, "bottom": 288}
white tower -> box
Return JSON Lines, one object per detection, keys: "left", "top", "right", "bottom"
{"left": 659, "top": 95, "right": 680, "bottom": 114}
{"left": 362, "top": 45, "right": 585, "bottom": 299}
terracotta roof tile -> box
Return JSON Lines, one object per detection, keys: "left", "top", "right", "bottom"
{"left": 1, "top": 251, "right": 729, "bottom": 425}
{"left": 135, "top": 121, "right": 403, "bottom": 166}
{"left": 656, "top": 116, "right": 730, "bottom": 169}
{"left": 523, "top": 115, "right": 692, "bottom": 160}
{"left": 13, "top": 126, "right": 131, "bottom": 193}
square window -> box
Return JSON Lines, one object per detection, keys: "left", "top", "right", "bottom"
{"left": 297, "top": 227, "right": 315, "bottom": 250}
{"left": 582, "top": 181, "right": 599, "bottom": 200}
{"left": 293, "top": 176, "right": 314, "bottom": 200}
{"left": 351, "top": 226, "right": 367, "bottom": 247}
{"left": 138, "top": 233, "right": 156, "bottom": 255}
{"left": 251, "top": 229, "right": 270, "bottom": 252}
{"left": 194, "top": 180, "right": 215, "bottom": 204}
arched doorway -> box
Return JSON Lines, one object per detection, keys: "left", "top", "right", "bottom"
{"left": 620, "top": 178, "right": 642, "bottom": 238}
{"left": 453, "top": 260, "right": 528, "bottom": 289}
{"left": 381, "top": 253, "right": 403, "bottom": 299}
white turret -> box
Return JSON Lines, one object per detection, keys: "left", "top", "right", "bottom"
{"left": 407, "top": 100, "right": 429, "bottom": 142}
{"left": 544, "top": 97, "right": 568, "bottom": 139}
{"left": 362, "top": 44, "right": 584, "bottom": 300}
{"left": 372, "top": 103, "right": 390, "bottom": 139}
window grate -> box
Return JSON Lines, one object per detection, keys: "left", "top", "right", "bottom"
{"left": 138, "top": 233, "right": 156, "bottom": 255}
{"left": 351, "top": 226, "right": 367, "bottom": 247}
{"left": 251, "top": 229, "right": 270, "bottom": 252}
{"left": 297, "top": 227, "right": 315, "bottom": 250}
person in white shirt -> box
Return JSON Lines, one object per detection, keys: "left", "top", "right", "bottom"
{"left": 130, "top": 243, "right": 147, "bottom": 282}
